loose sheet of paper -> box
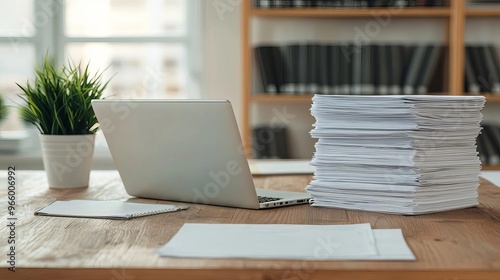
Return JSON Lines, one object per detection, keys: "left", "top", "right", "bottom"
{"left": 158, "top": 223, "right": 415, "bottom": 261}
{"left": 249, "top": 159, "right": 315, "bottom": 175}
{"left": 480, "top": 171, "right": 500, "bottom": 187}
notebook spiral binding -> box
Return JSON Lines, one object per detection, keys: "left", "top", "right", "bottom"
{"left": 130, "top": 207, "right": 185, "bottom": 218}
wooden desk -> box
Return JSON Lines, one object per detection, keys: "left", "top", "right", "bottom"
{"left": 1, "top": 171, "right": 499, "bottom": 280}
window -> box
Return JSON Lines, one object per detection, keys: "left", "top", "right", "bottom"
{"left": 0, "top": 0, "right": 36, "bottom": 131}
{"left": 0, "top": 0, "right": 202, "bottom": 159}
{"left": 0, "top": 0, "right": 200, "bottom": 130}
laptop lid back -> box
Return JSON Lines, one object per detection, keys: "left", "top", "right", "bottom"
{"left": 92, "top": 100, "right": 259, "bottom": 209}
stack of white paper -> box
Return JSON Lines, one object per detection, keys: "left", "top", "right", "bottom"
{"left": 307, "top": 95, "right": 485, "bottom": 215}
{"left": 157, "top": 223, "right": 415, "bottom": 261}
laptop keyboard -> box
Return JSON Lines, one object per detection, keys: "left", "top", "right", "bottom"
{"left": 258, "top": 196, "right": 282, "bottom": 203}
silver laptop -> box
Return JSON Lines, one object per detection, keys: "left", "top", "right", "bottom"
{"left": 92, "top": 99, "right": 311, "bottom": 209}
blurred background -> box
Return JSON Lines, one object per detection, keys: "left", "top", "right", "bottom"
{"left": 0, "top": 0, "right": 499, "bottom": 169}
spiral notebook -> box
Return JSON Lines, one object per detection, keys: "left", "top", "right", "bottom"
{"left": 35, "top": 200, "right": 189, "bottom": 220}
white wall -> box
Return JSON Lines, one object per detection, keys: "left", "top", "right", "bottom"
{"left": 202, "top": 0, "right": 243, "bottom": 128}
{"left": 202, "top": 2, "right": 500, "bottom": 158}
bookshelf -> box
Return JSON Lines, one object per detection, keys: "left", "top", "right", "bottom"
{"left": 466, "top": 9, "right": 500, "bottom": 17}
{"left": 252, "top": 8, "right": 451, "bottom": 17}
{"left": 241, "top": 0, "right": 500, "bottom": 169}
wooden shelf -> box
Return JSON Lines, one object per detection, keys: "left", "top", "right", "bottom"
{"left": 485, "top": 94, "right": 500, "bottom": 102}
{"left": 252, "top": 8, "right": 451, "bottom": 18}
{"left": 474, "top": 94, "right": 500, "bottom": 102}
{"left": 250, "top": 94, "right": 494, "bottom": 103}
{"left": 466, "top": 9, "right": 500, "bottom": 17}
{"left": 251, "top": 94, "right": 313, "bottom": 103}
{"left": 482, "top": 165, "right": 500, "bottom": 171}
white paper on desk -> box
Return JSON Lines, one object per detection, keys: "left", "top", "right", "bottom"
{"left": 158, "top": 223, "right": 381, "bottom": 260}
{"left": 480, "top": 171, "right": 500, "bottom": 187}
{"left": 248, "top": 159, "right": 315, "bottom": 175}
{"left": 367, "top": 229, "right": 415, "bottom": 260}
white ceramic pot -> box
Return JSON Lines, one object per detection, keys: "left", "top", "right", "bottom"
{"left": 39, "top": 134, "right": 95, "bottom": 189}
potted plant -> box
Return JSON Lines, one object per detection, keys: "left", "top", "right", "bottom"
{"left": 0, "top": 95, "right": 7, "bottom": 123}
{"left": 17, "top": 56, "right": 111, "bottom": 188}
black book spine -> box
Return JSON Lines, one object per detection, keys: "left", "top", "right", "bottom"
{"left": 271, "top": 46, "right": 285, "bottom": 94}
{"left": 259, "top": 0, "right": 272, "bottom": 8}
{"left": 403, "top": 44, "right": 427, "bottom": 95}
{"left": 252, "top": 127, "right": 270, "bottom": 158}
{"left": 390, "top": 45, "right": 403, "bottom": 94}
{"left": 377, "top": 44, "right": 389, "bottom": 95}
{"left": 351, "top": 43, "right": 362, "bottom": 95}
{"left": 291, "top": 45, "right": 301, "bottom": 94}
{"left": 298, "top": 44, "right": 308, "bottom": 94}
{"left": 331, "top": 45, "right": 341, "bottom": 94}
{"left": 477, "top": 132, "right": 488, "bottom": 165}
{"left": 485, "top": 124, "right": 500, "bottom": 162}
{"left": 360, "top": 44, "right": 374, "bottom": 95}
{"left": 270, "top": 126, "right": 289, "bottom": 159}
{"left": 484, "top": 45, "right": 500, "bottom": 94}
{"left": 255, "top": 47, "right": 271, "bottom": 93}
{"left": 481, "top": 124, "right": 500, "bottom": 165}
{"left": 283, "top": 45, "right": 296, "bottom": 94}
{"left": 319, "top": 45, "right": 330, "bottom": 94}
{"left": 306, "top": 44, "right": 320, "bottom": 94}
{"left": 469, "top": 45, "right": 489, "bottom": 93}
{"left": 339, "top": 43, "right": 353, "bottom": 95}
{"left": 465, "top": 46, "right": 480, "bottom": 94}
{"left": 293, "top": 0, "right": 306, "bottom": 7}
{"left": 488, "top": 46, "right": 500, "bottom": 90}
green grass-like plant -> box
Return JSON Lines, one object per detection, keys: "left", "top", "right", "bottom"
{"left": 17, "top": 56, "right": 111, "bottom": 135}
{"left": 0, "top": 94, "right": 7, "bottom": 122}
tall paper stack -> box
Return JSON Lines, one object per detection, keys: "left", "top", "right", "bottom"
{"left": 306, "top": 95, "right": 485, "bottom": 215}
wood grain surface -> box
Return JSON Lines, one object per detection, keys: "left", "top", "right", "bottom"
{"left": 1, "top": 171, "right": 499, "bottom": 280}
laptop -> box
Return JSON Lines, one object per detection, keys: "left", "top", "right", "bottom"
{"left": 92, "top": 99, "right": 311, "bottom": 209}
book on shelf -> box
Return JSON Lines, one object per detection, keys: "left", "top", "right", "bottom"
{"left": 253, "top": 42, "right": 444, "bottom": 96}
{"left": 465, "top": 44, "right": 500, "bottom": 95}
{"left": 416, "top": 45, "right": 443, "bottom": 94}
{"left": 252, "top": 125, "right": 289, "bottom": 159}
{"left": 296, "top": 44, "right": 306, "bottom": 94}
{"left": 254, "top": 46, "right": 277, "bottom": 94}
{"left": 465, "top": 47, "right": 481, "bottom": 94}
{"left": 351, "top": 44, "right": 362, "bottom": 95}
{"left": 483, "top": 45, "right": 500, "bottom": 93}
{"left": 306, "top": 44, "right": 321, "bottom": 94}
{"left": 361, "top": 44, "right": 375, "bottom": 95}
{"left": 402, "top": 44, "right": 426, "bottom": 95}
{"left": 478, "top": 123, "right": 500, "bottom": 166}
{"left": 283, "top": 44, "right": 299, "bottom": 94}
{"left": 376, "top": 44, "right": 389, "bottom": 95}
{"left": 254, "top": 0, "right": 446, "bottom": 8}
{"left": 339, "top": 43, "right": 352, "bottom": 95}
{"left": 476, "top": 131, "right": 488, "bottom": 164}
{"left": 390, "top": 45, "right": 404, "bottom": 95}
{"left": 469, "top": 46, "right": 489, "bottom": 93}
